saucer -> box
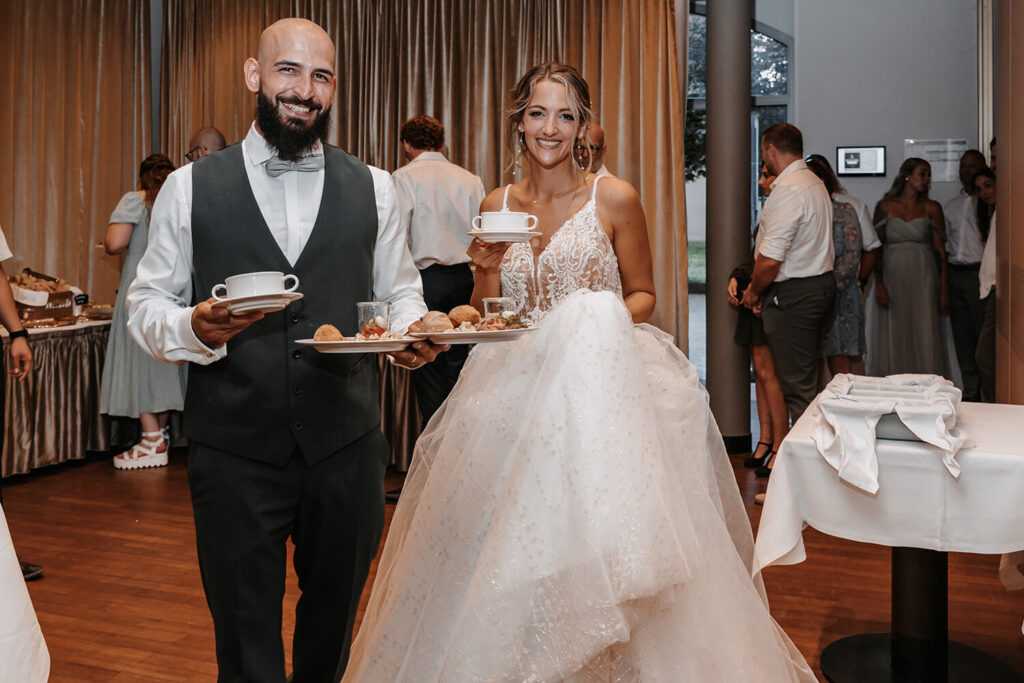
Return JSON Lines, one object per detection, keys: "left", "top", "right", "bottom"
{"left": 212, "top": 291, "right": 304, "bottom": 314}
{"left": 468, "top": 229, "right": 541, "bottom": 244}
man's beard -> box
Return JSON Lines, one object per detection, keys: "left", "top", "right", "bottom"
{"left": 256, "top": 90, "right": 332, "bottom": 160}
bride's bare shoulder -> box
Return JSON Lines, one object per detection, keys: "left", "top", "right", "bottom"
{"left": 594, "top": 176, "right": 643, "bottom": 215}
{"left": 480, "top": 185, "right": 511, "bottom": 212}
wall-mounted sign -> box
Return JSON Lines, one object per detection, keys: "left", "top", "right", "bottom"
{"left": 836, "top": 146, "right": 886, "bottom": 176}
{"left": 904, "top": 139, "right": 969, "bottom": 182}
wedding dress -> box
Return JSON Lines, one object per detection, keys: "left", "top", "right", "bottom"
{"left": 344, "top": 178, "right": 815, "bottom": 682}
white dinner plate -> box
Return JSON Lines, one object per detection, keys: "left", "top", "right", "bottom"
{"left": 295, "top": 337, "right": 415, "bottom": 353}
{"left": 212, "top": 291, "right": 304, "bottom": 314}
{"left": 410, "top": 327, "right": 537, "bottom": 344}
{"left": 468, "top": 229, "right": 541, "bottom": 244}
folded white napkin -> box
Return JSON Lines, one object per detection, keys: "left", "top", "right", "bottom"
{"left": 810, "top": 374, "right": 970, "bottom": 494}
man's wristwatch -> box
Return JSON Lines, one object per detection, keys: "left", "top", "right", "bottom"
{"left": 8, "top": 329, "right": 28, "bottom": 341}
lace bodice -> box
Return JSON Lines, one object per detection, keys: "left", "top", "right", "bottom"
{"left": 499, "top": 177, "right": 622, "bottom": 320}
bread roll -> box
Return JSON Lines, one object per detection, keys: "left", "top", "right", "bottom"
{"left": 422, "top": 310, "right": 455, "bottom": 332}
{"left": 448, "top": 304, "right": 481, "bottom": 326}
{"left": 314, "top": 324, "right": 344, "bottom": 341}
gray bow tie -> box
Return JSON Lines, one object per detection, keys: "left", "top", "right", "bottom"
{"left": 264, "top": 153, "right": 325, "bottom": 177}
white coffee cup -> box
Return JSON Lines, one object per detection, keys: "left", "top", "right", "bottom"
{"left": 472, "top": 211, "right": 539, "bottom": 232}
{"left": 211, "top": 271, "right": 300, "bottom": 300}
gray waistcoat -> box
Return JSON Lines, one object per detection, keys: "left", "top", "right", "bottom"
{"left": 186, "top": 144, "right": 380, "bottom": 467}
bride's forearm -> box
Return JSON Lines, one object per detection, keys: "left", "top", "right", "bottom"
{"left": 624, "top": 291, "right": 656, "bottom": 324}
{"left": 470, "top": 267, "right": 501, "bottom": 312}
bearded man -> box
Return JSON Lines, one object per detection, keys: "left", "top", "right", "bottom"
{"left": 126, "top": 18, "right": 440, "bottom": 682}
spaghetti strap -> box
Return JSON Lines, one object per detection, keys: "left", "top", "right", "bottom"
{"left": 590, "top": 175, "right": 602, "bottom": 202}
{"left": 501, "top": 185, "right": 512, "bottom": 211}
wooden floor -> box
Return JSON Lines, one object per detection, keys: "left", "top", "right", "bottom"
{"left": 4, "top": 449, "right": 1024, "bottom": 681}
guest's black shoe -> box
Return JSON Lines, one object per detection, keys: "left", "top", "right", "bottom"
{"left": 385, "top": 488, "right": 402, "bottom": 504}
{"left": 20, "top": 561, "right": 44, "bottom": 581}
{"left": 744, "top": 441, "right": 773, "bottom": 468}
{"left": 755, "top": 451, "right": 776, "bottom": 478}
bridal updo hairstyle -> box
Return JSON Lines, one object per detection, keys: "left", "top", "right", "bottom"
{"left": 505, "top": 62, "right": 595, "bottom": 172}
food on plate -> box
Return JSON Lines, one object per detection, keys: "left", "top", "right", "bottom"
{"left": 421, "top": 311, "right": 455, "bottom": 333}
{"left": 448, "top": 305, "right": 480, "bottom": 327}
{"left": 412, "top": 306, "right": 529, "bottom": 334}
{"left": 314, "top": 324, "right": 344, "bottom": 341}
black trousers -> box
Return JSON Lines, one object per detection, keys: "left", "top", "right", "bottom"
{"left": 976, "top": 291, "right": 996, "bottom": 402}
{"left": 761, "top": 272, "right": 836, "bottom": 425}
{"left": 413, "top": 263, "right": 474, "bottom": 424}
{"left": 188, "top": 429, "right": 389, "bottom": 683}
{"left": 948, "top": 264, "right": 985, "bottom": 401}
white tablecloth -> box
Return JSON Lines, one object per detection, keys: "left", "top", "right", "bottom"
{"left": 0, "top": 509, "right": 49, "bottom": 681}
{"left": 755, "top": 401, "right": 1024, "bottom": 573}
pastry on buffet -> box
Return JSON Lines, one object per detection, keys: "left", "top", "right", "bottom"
{"left": 448, "top": 305, "right": 480, "bottom": 327}
{"left": 314, "top": 324, "right": 344, "bottom": 341}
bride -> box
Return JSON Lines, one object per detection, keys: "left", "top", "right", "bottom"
{"left": 344, "top": 63, "right": 814, "bottom": 682}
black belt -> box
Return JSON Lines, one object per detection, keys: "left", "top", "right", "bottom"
{"left": 948, "top": 263, "right": 980, "bottom": 271}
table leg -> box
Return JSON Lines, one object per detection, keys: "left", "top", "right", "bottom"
{"left": 820, "top": 547, "right": 1022, "bottom": 683}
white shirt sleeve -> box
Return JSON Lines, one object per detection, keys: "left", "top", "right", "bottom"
{"left": 854, "top": 200, "right": 881, "bottom": 251}
{"left": 126, "top": 166, "right": 226, "bottom": 365}
{"left": 756, "top": 184, "right": 802, "bottom": 262}
{"left": 369, "top": 167, "right": 428, "bottom": 333}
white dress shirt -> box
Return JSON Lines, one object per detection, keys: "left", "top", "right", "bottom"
{"left": 392, "top": 151, "right": 485, "bottom": 270}
{"left": 980, "top": 211, "right": 996, "bottom": 298}
{"left": 944, "top": 190, "right": 983, "bottom": 265}
{"left": 833, "top": 191, "right": 881, "bottom": 251}
{"left": 127, "top": 124, "right": 426, "bottom": 365}
{"left": 755, "top": 159, "right": 835, "bottom": 281}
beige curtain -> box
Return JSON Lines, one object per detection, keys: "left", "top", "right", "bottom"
{"left": 0, "top": 0, "right": 151, "bottom": 307}
{"left": 162, "top": 0, "right": 688, "bottom": 344}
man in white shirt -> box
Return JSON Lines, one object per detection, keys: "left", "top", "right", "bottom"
{"left": 184, "top": 126, "right": 227, "bottom": 163}
{"left": 392, "top": 115, "right": 484, "bottom": 425}
{"left": 576, "top": 121, "right": 613, "bottom": 176}
{"left": 742, "top": 123, "right": 835, "bottom": 424}
{"left": 127, "top": 18, "right": 439, "bottom": 681}
{"left": 943, "top": 149, "right": 987, "bottom": 401}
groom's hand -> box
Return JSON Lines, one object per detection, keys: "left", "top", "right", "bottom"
{"left": 191, "top": 298, "right": 265, "bottom": 347}
{"left": 391, "top": 339, "right": 449, "bottom": 370}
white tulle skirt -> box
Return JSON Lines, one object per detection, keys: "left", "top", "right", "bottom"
{"left": 345, "top": 291, "right": 814, "bottom": 682}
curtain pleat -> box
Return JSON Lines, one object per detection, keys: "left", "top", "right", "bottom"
{"left": 0, "top": 0, "right": 151, "bottom": 309}
{"left": 161, "top": 0, "right": 688, "bottom": 344}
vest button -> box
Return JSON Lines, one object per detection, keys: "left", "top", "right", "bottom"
{"left": 292, "top": 386, "right": 302, "bottom": 395}
{"left": 290, "top": 314, "right": 301, "bottom": 324}
{"left": 292, "top": 349, "right": 302, "bottom": 359}
{"left": 293, "top": 422, "right": 304, "bottom": 431}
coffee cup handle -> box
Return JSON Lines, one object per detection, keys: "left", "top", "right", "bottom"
{"left": 472, "top": 216, "right": 483, "bottom": 230}
{"left": 525, "top": 215, "right": 539, "bottom": 230}
{"left": 211, "top": 284, "right": 229, "bottom": 301}
{"left": 283, "top": 274, "right": 300, "bottom": 293}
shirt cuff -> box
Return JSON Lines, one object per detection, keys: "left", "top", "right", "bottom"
{"left": 174, "top": 306, "right": 227, "bottom": 363}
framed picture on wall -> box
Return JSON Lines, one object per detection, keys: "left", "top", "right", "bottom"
{"left": 836, "top": 146, "right": 886, "bottom": 176}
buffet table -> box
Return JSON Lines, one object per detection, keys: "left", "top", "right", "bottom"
{"left": 755, "top": 400, "right": 1024, "bottom": 682}
{"left": 1, "top": 320, "right": 112, "bottom": 477}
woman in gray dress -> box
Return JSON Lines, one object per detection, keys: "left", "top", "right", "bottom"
{"left": 865, "top": 157, "right": 956, "bottom": 379}
{"left": 100, "top": 154, "right": 186, "bottom": 470}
